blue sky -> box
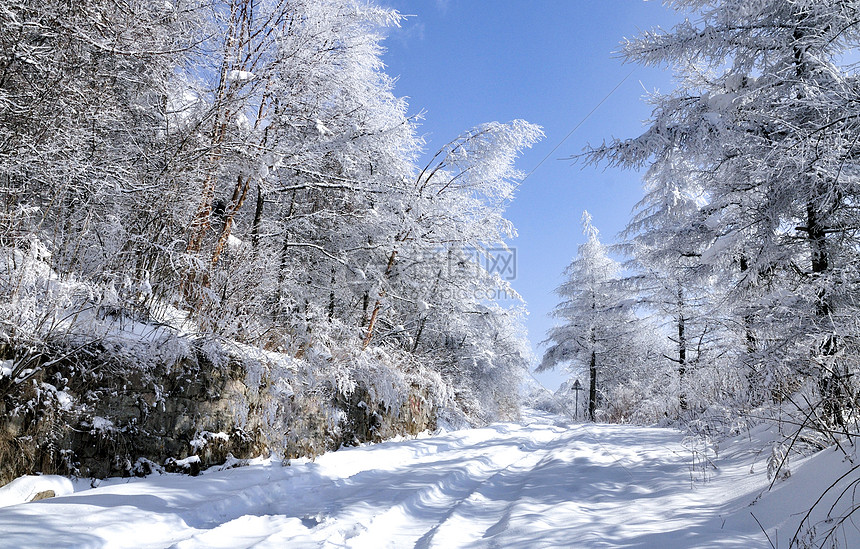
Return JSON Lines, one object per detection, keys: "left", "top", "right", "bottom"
{"left": 380, "top": 1, "right": 679, "bottom": 390}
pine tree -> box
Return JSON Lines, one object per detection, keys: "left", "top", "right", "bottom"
{"left": 586, "top": 0, "right": 860, "bottom": 415}
{"left": 540, "top": 213, "right": 643, "bottom": 421}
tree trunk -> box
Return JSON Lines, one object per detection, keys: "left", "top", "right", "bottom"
{"left": 362, "top": 250, "right": 397, "bottom": 348}
{"left": 186, "top": 0, "right": 244, "bottom": 257}
{"left": 251, "top": 183, "right": 264, "bottom": 250}
{"left": 328, "top": 267, "right": 336, "bottom": 321}
{"left": 211, "top": 174, "right": 251, "bottom": 265}
{"left": 677, "top": 288, "right": 687, "bottom": 411}
{"left": 807, "top": 202, "right": 830, "bottom": 315}
{"left": 794, "top": 20, "right": 843, "bottom": 420}
{"left": 588, "top": 350, "right": 597, "bottom": 422}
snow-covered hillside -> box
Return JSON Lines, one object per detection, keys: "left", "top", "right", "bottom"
{"left": 0, "top": 410, "right": 856, "bottom": 548}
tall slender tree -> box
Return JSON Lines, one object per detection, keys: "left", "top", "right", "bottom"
{"left": 540, "top": 213, "right": 643, "bottom": 421}
{"left": 619, "top": 165, "right": 733, "bottom": 411}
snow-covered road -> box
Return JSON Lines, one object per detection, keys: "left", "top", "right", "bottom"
{"left": 0, "top": 411, "right": 847, "bottom": 548}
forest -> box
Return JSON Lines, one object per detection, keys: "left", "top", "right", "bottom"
{"left": 539, "top": 0, "right": 860, "bottom": 454}
{"left": 0, "top": 0, "right": 540, "bottom": 481}
{"left": 1, "top": 0, "right": 860, "bottom": 516}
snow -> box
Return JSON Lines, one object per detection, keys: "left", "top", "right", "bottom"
{"left": 89, "top": 416, "right": 117, "bottom": 433}
{"left": 315, "top": 118, "right": 333, "bottom": 136}
{"left": 0, "top": 410, "right": 856, "bottom": 547}
{"left": 174, "top": 455, "right": 201, "bottom": 467}
{"left": 0, "top": 476, "right": 74, "bottom": 509}
{"left": 227, "top": 70, "right": 255, "bottom": 82}
{"left": 227, "top": 234, "right": 245, "bottom": 252}
{"left": 190, "top": 432, "right": 230, "bottom": 451}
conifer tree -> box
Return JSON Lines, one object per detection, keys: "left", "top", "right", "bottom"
{"left": 540, "top": 213, "right": 643, "bottom": 420}
{"left": 587, "top": 0, "right": 860, "bottom": 414}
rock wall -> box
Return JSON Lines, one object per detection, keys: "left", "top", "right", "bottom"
{"left": 0, "top": 347, "right": 436, "bottom": 486}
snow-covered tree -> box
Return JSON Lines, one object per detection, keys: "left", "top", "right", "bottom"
{"left": 360, "top": 120, "right": 541, "bottom": 420}
{"left": 0, "top": 0, "right": 199, "bottom": 353}
{"left": 619, "top": 165, "right": 742, "bottom": 412}
{"left": 364, "top": 120, "right": 542, "bottom": 343}
{"left": 587, "top": 0, "right": 860, "bottom": 417}
{"left": 0, "top": 0, "right": 539, "bottom": 432}
{"left": 540, "top": 213, "right": 647, "bottom": 421}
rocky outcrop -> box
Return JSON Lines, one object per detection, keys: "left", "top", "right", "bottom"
{"left": 0, "top": 345, "right": 436, "bottom": 486}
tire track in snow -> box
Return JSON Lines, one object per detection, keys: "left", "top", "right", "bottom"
{"left": 418, "top": 430, "right": 577, "bottom": 549}
{"left": 332, "top": 421, "right": 571, "bottom": 549}
{"left": 169, "top": 423, "right": 565, "bottom": 548}
{"left": 172, "top": 514, "right": 308, "bottom": 549}
{"left": 0, "top": 412, "right": 789, "bottom": 548}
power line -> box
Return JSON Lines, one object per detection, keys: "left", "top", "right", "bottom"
{"left": 521, "top": 67, "right": 637, "bottom": 184}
